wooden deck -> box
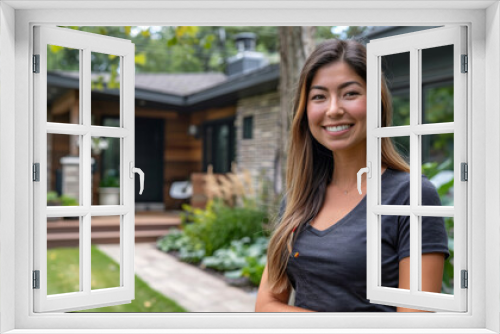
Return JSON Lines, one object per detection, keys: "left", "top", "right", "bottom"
{"left": 47, "top": 211, "right": 182, "bottom": 248}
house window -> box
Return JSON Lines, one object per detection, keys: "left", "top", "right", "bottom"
{"left": 202, "top": 117, "right": 236, "bottom": 174}
{"left": 243, "top": 116, "right": 253, "bottom": 139}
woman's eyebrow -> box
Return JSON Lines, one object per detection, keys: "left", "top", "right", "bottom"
{"left": 309, "top": 85, "right": 328, "bottom": 92}
{"left": 309, "top": 81, "right": 364, "bottom": 92}
{"left": 338, "top": 81, "right": 363, "bottom": 90}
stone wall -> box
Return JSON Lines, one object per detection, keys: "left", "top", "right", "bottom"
{"left": 235, "top": 91, "right": 280, "bottom": 203}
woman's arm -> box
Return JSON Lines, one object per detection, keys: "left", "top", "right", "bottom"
{"left": 397, "top": 253, "right": 445, "bottom": 312}
{"left": 255, "top": 264, "right": 315, "bottom": 312}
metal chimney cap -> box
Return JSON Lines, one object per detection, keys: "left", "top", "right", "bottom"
{"left": 234, "top": 32, "right": 257, "bottom": 41}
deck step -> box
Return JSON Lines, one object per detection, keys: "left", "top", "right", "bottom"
{"left": 47, "top": 214, "right": 181, "bottom": 248}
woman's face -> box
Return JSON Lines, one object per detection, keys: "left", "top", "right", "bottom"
{"left": 306, "top": 61, "right": 367, "bottom": 153}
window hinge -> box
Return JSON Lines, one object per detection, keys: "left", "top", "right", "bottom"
{"left": 33, "top": 163, "right": 40, "bottom": 182}
{"left": 461, "top": 162, "right": 468, "bottom": 181}
{"left": 33, "top": 54, "right": 40, "bottom": 73}
{"left": 33, "top": 270, "right": 40, "bottom": 289}
{"left": 461, "top": 54, "right": 468, "bottom": 73}
{"left": 461, "top": 270, "right": 468, "bottom": 289}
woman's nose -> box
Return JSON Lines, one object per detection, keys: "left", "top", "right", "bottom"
{"left": 325, "top": 98, "right": 344, "bottom": 117}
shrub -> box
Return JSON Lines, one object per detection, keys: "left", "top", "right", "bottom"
{"left": 47, "top": 192, "right": 78, "bottom": 206}
{"left": 60, "top": 194, "right": 78, "bottom": 206}
{"left": 156, "top": 229, "right": 205, "bottom": 263}
{"left": 204, "top": 236, "right": 268, "bottom": 286}
{"left": 181, "top": 200, "right": 267, "bottom": 256}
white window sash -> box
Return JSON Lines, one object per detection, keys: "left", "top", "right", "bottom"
{"left": 366, "top": 26, "right": 467, "bottom": 312}
{"left": 33, "top": 26, "right": 136, "bottom": 313}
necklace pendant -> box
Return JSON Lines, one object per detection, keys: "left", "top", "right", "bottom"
{"left": 344, "top": 190, "right": 348, "bottom": 195}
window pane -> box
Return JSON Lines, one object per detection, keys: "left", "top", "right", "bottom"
{"left": 381, "top": 215, "right": 410, "bottom": 291}
{"left": 243, "top": 116, "right": 253, "bottom": 139}
{"left": 47, "top": 216, "right": 81, "bottom": 295}
{"left": 421, "top": 134, "right": 454, "bottom": 206}
{"left": 422, "top": 45, "right": 454, "bottom": 124}
{"left": 91, "top": 52, "right": 121, "bottom": 127}
{"left": 91, "top": 137, "right": 121, "bottom": 205}
{"left": 381, "top": 136, "right": 410, "bottom": 205}
{"left": 216, "top": 124, "right": 230, "bottom": 172}
{"left": 91, "top": 215, "right": 121, "bottom": 290}
{"left": 421, "top": 216, "right": 454, "bottom": 295}
{"left": 47, "top": 45, "right": 80, "bottom": 124}
{"left": 381, "top": 52, "right": 410, "bottom": 127}
{"left": 47, "top": 134, "right": 80, "bottom": 206}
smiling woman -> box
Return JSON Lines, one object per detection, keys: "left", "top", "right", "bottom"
{"left": 256, "top": 38, "right": 449, "bottom": 313}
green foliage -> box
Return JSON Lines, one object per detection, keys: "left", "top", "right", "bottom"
{"left": 47, "top": 191, "right": 60, "bottom": 203}
{"left": 241, "top": 255, "right": 267, "bottom": 286}
{"left": 156, "top": 229, "right": 186, "bottom": 252}
{"left": 202, "top": 240, "right": 249, "bottom": 271}
{"left": 157, "top": 201, "right": 269, "bottom": 286}
{"left": 47, "top": 191, "right": 78, "bottom": 206}
{"left": 99, "top": 175, "right": 120, "bottom": 188}
{"left": 203, "top": 237, "right": 268, "bottom": 286}
{"left": 422, "top": 159, "right": 455, "bottom": 294}
{"left": 60, "top": 195, "right": 78, "bottom": 206}
{"left": 156, "top": 229, "right": 205, "bottom": 263}
{"left": 181, "top": 200, "right": 267, "bottom": 256}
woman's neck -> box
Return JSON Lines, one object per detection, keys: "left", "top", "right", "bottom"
{"left": 331, "top": 144, "right": 367, "bottom": 189}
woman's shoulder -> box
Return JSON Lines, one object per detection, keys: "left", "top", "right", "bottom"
{"left": 384, "top": 168, "right": 437, "bottom": 187}
{"left": 383, "top": 168, "right": 441, "bottom": 205}
{"left": 383, "top": 168, "right": 410, "bottom": 186}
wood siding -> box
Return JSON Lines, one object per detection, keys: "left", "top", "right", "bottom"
{"left": 49, "top": 89, "right": 236, "bottom": 209}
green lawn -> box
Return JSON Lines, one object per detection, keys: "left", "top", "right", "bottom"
{"left": 47, "top": 246, "right": 186, "bottom": 312}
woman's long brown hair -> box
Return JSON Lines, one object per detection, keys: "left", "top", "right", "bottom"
{"left": 266, "top": 39, "right": 410, "bottom": 293}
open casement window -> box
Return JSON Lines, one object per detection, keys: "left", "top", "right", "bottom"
{"left": 365, "top": 26, "right": 467, "bottom": 312}
{"left": 33, "top": 26, "right": 138, "bottom": 312}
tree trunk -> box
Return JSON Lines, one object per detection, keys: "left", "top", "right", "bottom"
{"left": 275, "top": 27, "right": 316, "bottom": 196}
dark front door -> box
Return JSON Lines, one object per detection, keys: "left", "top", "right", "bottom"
{"left": 135, "top": 117, "right": 164, "bottom": 204}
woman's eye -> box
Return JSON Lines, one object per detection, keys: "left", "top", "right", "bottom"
{"left": 311, "top": 94, "right": 325, "bottom": 100}
{"left": 344, "top": 91, "right": 360, "bottom": 98}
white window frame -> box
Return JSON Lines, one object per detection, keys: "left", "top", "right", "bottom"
{"left": 1, "top": 1, "right": 499, "bottom": 333}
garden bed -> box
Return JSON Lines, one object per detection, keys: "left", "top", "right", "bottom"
{"left": 168, "top": 250, "right": 259, "bottom": 293}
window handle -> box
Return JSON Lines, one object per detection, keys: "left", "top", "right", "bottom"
{"left": 357, "top": 162, "right": 371, "bottom": 195}
{"left": 129, "top": 162, "right": 145, "bottom": 195}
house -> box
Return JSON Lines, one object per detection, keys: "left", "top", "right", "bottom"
{"left": 47, "top": 32, "right": 280, "bottom": 210}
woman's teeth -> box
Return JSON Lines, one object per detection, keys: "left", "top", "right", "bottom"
{"left": 325, "top": 124, "right": 352, "bottom": 132}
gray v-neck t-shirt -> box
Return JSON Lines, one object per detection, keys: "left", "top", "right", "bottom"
{"left": 285, "top": 168, "right": 449, "bottom": 312}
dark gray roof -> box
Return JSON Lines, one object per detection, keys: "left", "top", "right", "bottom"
{"left": 362, "top": 26, "right": 441, "bottom": 41}
{"left": 136, "top": 73, "right": 227, "bottom": 96}
{"left": 47, "top": 64, "right": 279, "bottom": 112}
{"left": 49, "top": 70, "right": 228, "bottom": 96}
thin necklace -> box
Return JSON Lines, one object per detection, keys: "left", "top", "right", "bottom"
{"left": 335, "top": 183, "right": 357, "bottom": 195}
{"left": 335, "top": 179, "right": 364, "bottom": 195}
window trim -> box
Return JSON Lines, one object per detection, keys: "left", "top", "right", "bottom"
{"left": 1, "top": 2, "right": 498, "bottom": 333}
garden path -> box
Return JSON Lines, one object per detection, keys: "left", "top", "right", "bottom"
{"left": 98, "top": 243, "right": 258, "bottom": 312}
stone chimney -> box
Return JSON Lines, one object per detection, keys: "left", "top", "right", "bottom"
{"left": 226, "top": 32, "right": 268, "bottom": 77}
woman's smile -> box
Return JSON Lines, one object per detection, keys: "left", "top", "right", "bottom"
{"left": 323, "top": 124, "right": 354, "bottom": 136}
